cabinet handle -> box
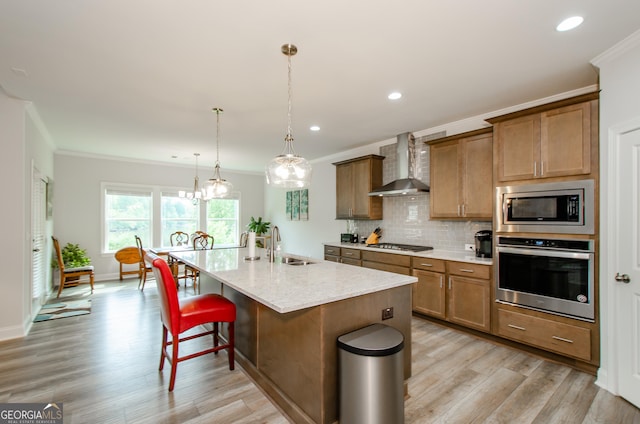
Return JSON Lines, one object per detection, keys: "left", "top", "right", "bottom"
{"left": 508, "top": 324, "right": 526, "bottom": 331}
{"left": 448, "top": 277, "right": 452, "bottom": 290}
{"left": 439, "top": 275, "right": 443, "bottom": 289}
{"left": 552, "top": 335, "right": 574, "bottom": 344}
{"left": 459, "top": 268, "right": 474, "bottom": 273}
{"left": 461, "top": 204, "right": 465, "bottom": 216}
{"left": 420, "top": 263, "right": 433, "bottom": 267}
{"left": 457, "top": 205, "right": 461, "bottom": 216}
{"left": 540, "top": 161, "right": 544, "bottom": 176}
{"left": 534, "top": 161, "right": 537, "bottom": 177}
{"left": 345, "top": 252, "right": 353, "bottom": 256}
{"left": 327, "top": 249, "right": 335, "bottom": 254}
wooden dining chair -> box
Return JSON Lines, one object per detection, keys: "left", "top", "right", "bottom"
{"left": 52, "top": 236, "right": 94, "bottom": 298}
{"left": 135, "top": 235, "right": 153, "bottom": 291}
{"left": 170, "top": 231, "right": 190, "bottom": 247}
{"left": 184, "top": 233, "right": 214, "bottom": 291}
{"left": 147, "top": 251, "right": 235, "bottom": 392}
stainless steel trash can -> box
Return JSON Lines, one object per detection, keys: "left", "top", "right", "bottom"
{"left": 337, "top": 323, "right": 404, "bottom": 424}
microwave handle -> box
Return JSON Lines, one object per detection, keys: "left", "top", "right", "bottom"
{"left": 496, "top": 245, "right": 593, "bottom": 260}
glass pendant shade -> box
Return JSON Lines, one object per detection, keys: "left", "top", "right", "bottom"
{"left": 179, "top": 153, "right": 204, "bottom": 205}
{"left": 204, "top": 163, "right": 234, "bottom": 199}
{"left": 203, "top": 107, "right": 233, "bottom": 200}
{"left": 266, "top": 136, "right": 312, "bottom": 188}
{"left": 266, "top": 43, "right": 312, "bottom": 188}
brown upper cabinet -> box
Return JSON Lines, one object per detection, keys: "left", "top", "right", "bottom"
{"left": 487, "top": 93, "right": 598, "bottom": 183}
{"left": 333, "top": 155, "right": 384, "bottom": 220}
{"left": 428, "top": 128, "right": 493, "bottom": 220}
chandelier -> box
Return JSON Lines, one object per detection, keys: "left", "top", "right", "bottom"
{"left": 203, "top": 107, "right": 233, "bottom": 199}
{"left": 265, "top": 43, "right": 312, "bottom": 188}
{"left": 179, "top": 153, "right": 204, "bottom": 205}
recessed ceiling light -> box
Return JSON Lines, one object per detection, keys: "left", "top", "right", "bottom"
{"left": 556, "top": 16, "right": 584, "bottom": 32}
{"left": 310, "top": 125, "right": 320, "bottom": 131}
{"left": 388, "top": 92, "right": 402, "bottom": 100}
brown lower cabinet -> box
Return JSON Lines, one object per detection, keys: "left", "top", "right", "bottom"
{"left": 412, "top": 257, "right": 491, "bottom": 333}
{"left": 323, "top": 245, "right": 362, "bottom": 266}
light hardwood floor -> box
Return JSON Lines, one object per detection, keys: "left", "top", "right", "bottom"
{"left": 1, "top": 279, "right": 638, "bottom": 423}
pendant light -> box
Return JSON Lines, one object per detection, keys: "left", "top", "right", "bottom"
{"left": 179, "top": 153, "right": 204, "bottom": 205}
{"left": 203, "top": 107, "right": 234, "bottom": 199}
{"left": 265, "top": 43, "right": 312, "bottom": 188}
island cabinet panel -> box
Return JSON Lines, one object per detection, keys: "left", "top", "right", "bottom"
{"left": 362, "top": 250, "right": 411, "bottom": 275}
{"left": 333, "top": 155, "right": 384, "bottom": 220}
{"left": 256, "top": 285, "right": 412, "bottom": 424}
{"left": 429, "top": 128, "right": 493, "bottom": 220}
{"left": 489, "top": 93, "right": 598, "bottom": 183}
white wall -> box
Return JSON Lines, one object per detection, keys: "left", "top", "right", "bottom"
{"left": 53, "top": 154, "right": 265, "bottom": 280}
{"left": 591, "top": 29, "right": 640, "bottom": 393}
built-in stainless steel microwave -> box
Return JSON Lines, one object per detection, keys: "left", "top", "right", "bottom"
{"left": 495, "top": 180, "right": 594, "bottom": 234}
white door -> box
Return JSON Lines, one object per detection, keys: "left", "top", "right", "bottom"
{"left": 31, "top": 168, "right": 47, "bottom": 315}
{"left": 615, "top": 125, "right": 640, "bottom": 408}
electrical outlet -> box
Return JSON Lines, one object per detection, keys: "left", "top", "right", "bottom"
{"left": 382, "top": 307, "right": 394, "bottom": 320}
{"left": 465, "top": 243, "right": 475, "bottom": 252}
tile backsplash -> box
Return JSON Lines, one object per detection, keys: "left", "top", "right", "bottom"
{"left": 350, "top": 141, "right": 492, "bottom": 251}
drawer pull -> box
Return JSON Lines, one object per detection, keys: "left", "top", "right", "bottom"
{"left": 420, "top": 263, "right": 433, "bottom": 267}
{"left": 327, "top": 249, "right": 335, "bottom": 254}
{"left": 552, "top": 335, "right": 574, "bottom": 344}
{"left": 345, "top": 252, "right": 353, "bottom": 256}
{"left": 508, "top": 324, "right": 526, "bottom": 331}
{"left": 459, "top": 268, "right": 474, "bottom": 273}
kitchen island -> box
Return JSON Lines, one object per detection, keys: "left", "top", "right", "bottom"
{"left": 171, "top": 247, "right": 417, "bottom": 424}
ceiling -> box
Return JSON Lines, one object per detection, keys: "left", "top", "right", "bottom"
{"left": 1, "top": 1, "right": 639, "bottom": 174}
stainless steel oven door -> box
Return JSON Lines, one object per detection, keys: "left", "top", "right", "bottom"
{"left": 496, "top": 245, "right": 594, "bottom": 321}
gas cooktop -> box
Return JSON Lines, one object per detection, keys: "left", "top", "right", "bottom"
{"left": 367, "top": 243, "right": 434, "bottom": 252}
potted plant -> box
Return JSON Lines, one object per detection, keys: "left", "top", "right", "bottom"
{"left": 53, "top": 243, "right": 92, "bottom": 269}
{"left": 247, "top": 216, "right": 270, "bottom": 236}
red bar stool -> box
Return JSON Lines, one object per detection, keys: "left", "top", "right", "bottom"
{"left": 148, "top": 252, "right": 236, "bottom": 391}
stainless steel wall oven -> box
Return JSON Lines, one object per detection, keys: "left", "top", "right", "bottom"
{"left": 496, "top": 236, "right": 594, "bottom": 321}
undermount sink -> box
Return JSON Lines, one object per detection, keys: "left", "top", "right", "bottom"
{"left": 281, "top": 256, "right": 315, "bottom": 266}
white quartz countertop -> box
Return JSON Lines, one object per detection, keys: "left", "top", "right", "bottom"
{"left": 324, "top": 242, "right": 493, "bottom": 265}
{"left": 170, "top": 247, "right": 417, "bottom": 314}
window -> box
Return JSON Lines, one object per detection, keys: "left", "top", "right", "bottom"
{"left": 161, "top": 192, "right": 199, "bottom": 246}
{"left": 104, "top": 187, "right": 152, "bottom": 252}
{"left": 206, "top": 196, "right": 240, "bottom": 246}
{"left": 103, "top": 183, "right": 241, "bottom": 253}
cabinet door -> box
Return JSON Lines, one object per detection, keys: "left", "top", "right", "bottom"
{"left": 430, "top": 140, "right": 461, "bottom": 218}
{"left": 461, "top": 133, "right": 493, "bottom": 218}
{"left": 496, "top": 114, "right": 541, "bottom": 182}
{"left": 448, "top": 275, "right": 491, "bottom": 333}
{"left": 412, "top": 269, "right": 446, "bottom": 319}
{"left": 351, "top": 159, "right": 373, "bottom": 218}
{"left": 335, "top": 163, "right": 353, "bottom": 218}
{"left": 540, "top": 102, "right": 591, "bottom": 178}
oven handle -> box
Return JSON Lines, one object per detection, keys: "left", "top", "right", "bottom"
{"left": 496, "top": 246, "right": 593, "bottom": 260}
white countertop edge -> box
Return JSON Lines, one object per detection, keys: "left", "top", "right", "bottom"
{"left": 324, "top": 242, "right": 493, "bottom": 265}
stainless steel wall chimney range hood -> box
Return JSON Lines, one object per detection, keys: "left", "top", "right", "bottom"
{"left": 368, "top": 132, "right": 430, "bottom": 197}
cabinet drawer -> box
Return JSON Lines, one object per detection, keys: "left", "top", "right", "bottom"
{"left": 447, "top": 261, "right": 490, "bottom": 279}
{"left": 324, "top": 246, "right": 341, "bottom": 256}
{"left": 362, "top": 261, "right": 411, "bottom": 275}
{"left": 362, "top": 251, "right": 411, "bottom": 267}
{"left": 341, "top": 258, "right": 362, "bottom": 267}
{"left": 324, "top": 255, "right": 340, "bottom": 263}
{"left": 411, "top": 257, "right": 446, "bottom": 273}
{"left": 341, "top": 248, "right": 361, "bottom": 260}
{"left": 497, "top": 309, "right": 591, "bottom": 361}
